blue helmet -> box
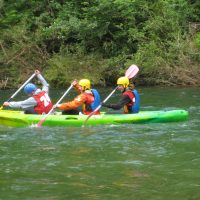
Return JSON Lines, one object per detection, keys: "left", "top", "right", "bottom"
{"left": 24, "top": 83, "right": 37, "bottom": 94}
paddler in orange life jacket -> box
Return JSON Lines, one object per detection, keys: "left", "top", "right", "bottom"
{"left": 54, "top": 79, "right": 101, "bottom": 115}
{"left": 3, "top": 70, "right": 53, "bottom": 114}
{"left": 102, "top": 76, "right": 140, "bottom": 114}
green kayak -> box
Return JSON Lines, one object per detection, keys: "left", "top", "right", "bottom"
{"left": 0, "top": 109, "right": 188, "bottom": 128}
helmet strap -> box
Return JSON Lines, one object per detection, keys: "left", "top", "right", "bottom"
{"left": 122, "top": 88, "right": 126, "bottom": 93}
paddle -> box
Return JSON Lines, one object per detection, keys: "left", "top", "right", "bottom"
{"left": 83, "top": 64, "right": 139, "bottom": 126}
{"left": 36, "top": 84, "right": 73, "bottom": 127}
{"left": 0, "top": 73, "right": 36, "bottom": 110}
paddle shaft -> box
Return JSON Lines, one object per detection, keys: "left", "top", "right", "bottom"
{"left": 83, "top": 64, "right": 139, "bottom": 126}
{"left": 91, "top": 86, "right": 118, "bottom": 114}
{"left": 37, "top": 84, "right": 73, "bottom": 127}
{"left": 9, "top": 73, "right": 36, "bottom": 100}
{"left": 0, "top": 73, "right": 36, "bottom": 110}
{"left": 93, "top": 65, "right": 138, "bottom": 112}
{"left": 83, "top": 86, "right": 118, "bottom": 126}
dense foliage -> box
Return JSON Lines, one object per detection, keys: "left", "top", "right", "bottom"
{"left": 0, "top": 0, "right": 200, "bottom": 88}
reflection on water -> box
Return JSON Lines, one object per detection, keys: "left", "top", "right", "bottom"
{"left": 0, "top": 87, "right": 200, "bottom": 199}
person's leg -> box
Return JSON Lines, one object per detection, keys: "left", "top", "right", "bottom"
{"left": 24, "top": 108, "right": 37, "bottom": 114}
{"left": 62, "top": 109, "right": 80, "bottom": 115}
{"left": 105, "top": 110, "right": 123, "bottom": 114}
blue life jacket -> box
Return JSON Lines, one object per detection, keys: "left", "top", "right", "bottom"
{"left": 90, "top": 89, "right": 101, "bottom": 111}
{"left": 131, "top": 89, "right": 140, "bottom": 113}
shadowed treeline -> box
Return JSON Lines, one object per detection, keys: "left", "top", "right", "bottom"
{"left": 0, "top": 0, "right": 200, "bottom": 88}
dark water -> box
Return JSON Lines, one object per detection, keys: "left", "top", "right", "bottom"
{"left": 0, "top": 87, "right": 199, "bottom": 200}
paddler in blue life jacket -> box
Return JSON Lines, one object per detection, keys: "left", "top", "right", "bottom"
{"left": 54, "top": 79, "right": 101, "bottom": 115}
{"left": 102, "top": 76, "right": 140, "bottom": 114}
{"left": 3, "top": 70, "right": 53, "bottom": 114}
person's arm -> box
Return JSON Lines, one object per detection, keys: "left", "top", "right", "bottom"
{"left": 55, "top": 94, "right": 86, "bottom": 110}
{"left": 102, "top": 95, "right": 130, "bottom": 110}
{"left": 72, "top": 80, "right": 82, "bottom": 94}
{"left": 35, "top": 70, "right": 49, "bottom": 93}
{"left": 3, "top": 97, "right": 37, "bottom": 109}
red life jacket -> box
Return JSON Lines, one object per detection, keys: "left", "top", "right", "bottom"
{"left": 122, "top": 90, "right": 135, "bottom": 114}
{"left": 33, "top": 91, "right": 53, "bottom": 114}
{"left": 82, "top": 92, "right": 100, "bottom": 115}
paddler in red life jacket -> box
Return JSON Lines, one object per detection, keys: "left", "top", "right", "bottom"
{"left": 3, "top": 70, "right": 53, "bottom": 114}
{"left": 102, "top": 76, "right": 140, "bottom": 114}
{"left": 54, "top": 79, "right": 101, "bottom": 115}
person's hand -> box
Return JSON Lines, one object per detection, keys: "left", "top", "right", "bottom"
{"left": 53, "top": 104, "right": 60, "bottom": 109}
{"left": 3, "top": 102, "right": 9, "bottom": 106}
{"left": 101, "top": 102, "right": 110, "bottom": 108}
{"left": 35, "top": 70, "right": 40, "bottom": 75}
{"left": 101, "top": 102, "right": 106, "bottom": 107}
{"left": 71, "top": 79, "right": 78, "bottom": 86}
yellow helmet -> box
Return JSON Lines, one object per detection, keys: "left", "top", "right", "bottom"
{"left": 117, "top": 76, "right": 129, "bottom": 88}
{"left": 78, "top": 79, "right": 91, "bottom": 90}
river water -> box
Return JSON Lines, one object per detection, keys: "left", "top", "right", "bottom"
{"left": 0, "top": 87, "right": 199, "bottom": 200}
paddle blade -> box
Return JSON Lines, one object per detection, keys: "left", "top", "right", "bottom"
{"left": 125, "top": 64, "right": 139, "bottom": 79}
{"left": 36, "top": 108, "right": 54, "bottom": 127}
{"left": 83, "top": 114, "right": 93, "bottom": 127}
{"left": 83, "top": 104, "right": 102, "bottom": 127}
{"left": 37, "top": 118, "right": 45, "bottom": 127}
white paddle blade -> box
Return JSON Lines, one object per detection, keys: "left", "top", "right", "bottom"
{"left": 125, "top": 64, "right": 139, "bottom": 79}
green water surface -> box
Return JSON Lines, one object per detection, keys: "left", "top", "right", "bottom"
{"left": 0, "top": 87, "right": 199, "bottom": 200}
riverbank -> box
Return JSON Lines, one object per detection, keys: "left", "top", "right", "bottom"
{"left": 1, "top": 64, "right": 200, "bottom": 89}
